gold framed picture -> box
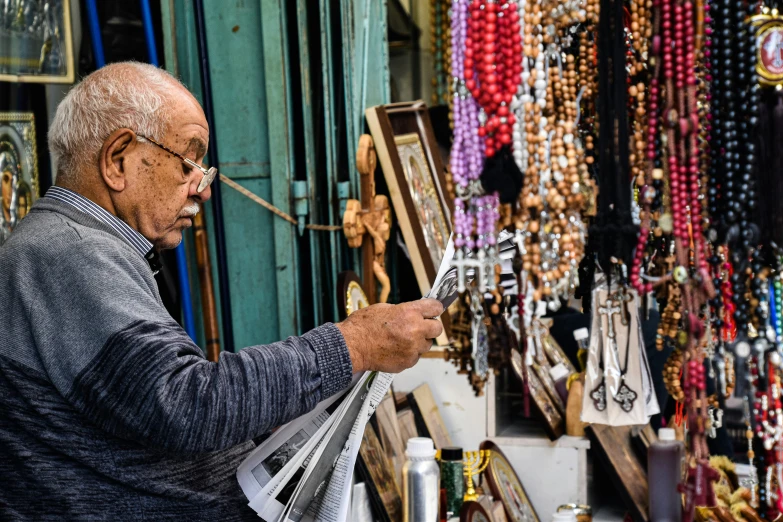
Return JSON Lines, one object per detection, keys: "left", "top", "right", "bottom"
{"left": 337, "top": 271, "right": 370, "bottom": 320}
{"left": 480, "top": 441, "right": 540, "bottom": 522}
{"left": 0, "top": 112, "right": 39, "bottom": 246}
{"left": 0, "top": 0, "right": 75, "bottom": 83}
{"left": 366, "top": 102, "right": 452, "bottom": 295}
{"left": 365, "top": 101, "right": 453, "bottom": 345}
{"left": 394, "top": 133, "right": 450, "bottom": 271}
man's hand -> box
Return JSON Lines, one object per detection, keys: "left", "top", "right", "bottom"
{"left": 336, "top": 299, "right": 444, "bottom": 373}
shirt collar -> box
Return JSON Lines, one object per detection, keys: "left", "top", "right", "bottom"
{"left": 44, "top": 187, "right": 161, "bottom": 273}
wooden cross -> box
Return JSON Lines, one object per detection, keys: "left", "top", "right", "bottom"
{"left": 343, "top": 134, "right": 392, "bottom": 303}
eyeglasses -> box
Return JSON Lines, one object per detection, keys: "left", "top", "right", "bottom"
{"left": 137, "top": 134, "right": 217, "bottom": 193}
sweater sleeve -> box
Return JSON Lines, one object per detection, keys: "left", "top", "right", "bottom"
{"left": 27, "top": 238, "right": 353, "bottom": 454}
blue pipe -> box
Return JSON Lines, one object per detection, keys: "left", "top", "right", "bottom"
{"left": 85, "top": 0, "right": 105, "bottom": 68}
{"left": 85, "top": 0, "right": 197, "bottom": 341}
{"left": 193, "top": 0, "right": 235, "bottom": 352}
{"left": 139, "top": 0, "right": 197, "bottom": 341}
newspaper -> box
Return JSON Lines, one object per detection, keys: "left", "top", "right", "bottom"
{"left": 237, "top": 235, "right": 458, "bottom": 522}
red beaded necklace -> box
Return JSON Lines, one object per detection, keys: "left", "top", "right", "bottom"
{"left": 465, "top": 0, "right": 523, "bottom": 157}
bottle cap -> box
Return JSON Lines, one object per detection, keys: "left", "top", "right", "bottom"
{"left": 658, "top": 428, "right": 676, "bottom": 441}
{"left": 440, "top": 446, "right": 463, "bottom": 461}
{"left": 551, "top": 511, "right": 577, "bottom": 522}
{"left": 406, "top": 437, "right": 437, "bottom": 459}
{"left": 573, "top": 328, "right": 589, "bottom": 341}
{"left": 549, "top": 363, "right": 571, "bottom": 382}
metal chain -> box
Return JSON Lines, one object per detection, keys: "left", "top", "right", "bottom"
{"left": 219, "top": 174, "right": 342, "bottom": 231}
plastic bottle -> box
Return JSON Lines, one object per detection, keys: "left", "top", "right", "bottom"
{"left": 403, "top": 437, "right": 441, "bottom": 522}
{"left": 574, "top": 328, "right": 590, "bottom": 369}
{"left": 648, "top": 428, "right": 684, "bottom": 522}
{"left": 549, "top": 363, "right": 572, "bottom": 405}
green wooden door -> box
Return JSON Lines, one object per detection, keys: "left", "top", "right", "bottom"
{"left": 160, "top": 0, "right": 390, "bottom": 351}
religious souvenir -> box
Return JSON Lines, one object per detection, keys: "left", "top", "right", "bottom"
{"left": 429, "top": 0, "right": 451, "bottom": 106}
{"left": 0, "top": 0, "right": 74, "bottom": 83}
{"left": 0, "top": 112, "right": 38, "bottom": 246}
{"left": 585, "top": 425, "right": 650, "bottom": 522}
{"left": 582, "top": 283, "right": 659, "bottom": 426}
{"left": 752, "top": 9, "right": 783, "bottom": 87}
{"left": 460, "top": 500, "right": 493, "bottom": 522}
{"left": 406, "top": 383, "right": 452, "bottom": 450}
{"left": 357, "top": 424, "right": 403, "bottom": 522}
{"left": 531, "top": 363, "right": 565, "bottom": 416}
{"left": 479, "top": 441, "right": 539, "bottom": 522}
{"left": 510, "top": 348, "right": 564, "bottom": 440}
{"left": 374, "top": 395, "right": 405, "bottom": 491}
{"left": 337, "top": 271, "right": 370, "bottom": 320}
{"left": 366, "top": 101, "right": 453, "bottom": 298}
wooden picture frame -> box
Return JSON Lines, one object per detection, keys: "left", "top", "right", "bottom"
{"left": 460, "top": 501, "right": 493, "bottom": 522}
{"left": 531, "top": 363, "right": 565, "bottom": 416}
{"left": 585, "top": 424, "right": 649, "bottom": 522}
{"left": 396, "top": 409, "right": 419, "bottom": 445}
{"left": 479, "top": 441, "right": 540, "bottom": 522}
{"left": 337, "top": 271, "right": 370, "bottom": 320}
{"left": 357, "top": 424, "right": 403, "bottom": 522}
{"left": 407, "top": 383, "right": 452, "bottom": 450}
{"left": 375, "top": 395, "right": 406, "bottom": 491}
{"left": 0, "top": 112, "right": 39, "bottom": 246}
{"left": 510, "top": 349, "right": 564, "bottom": 440}
{"left": 0, "top": 0, "right": 75, "bottom": 83}
{"left": 365, "top": 101, "right": 452, "bottom": 345}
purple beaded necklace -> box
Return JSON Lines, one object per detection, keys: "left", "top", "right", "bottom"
{"left": 451, "top": 0, "right": 499, "bottom": 258}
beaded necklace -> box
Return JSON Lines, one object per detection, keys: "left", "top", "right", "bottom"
{"left": 431, "top": 0, "right": 452, "bottom": 106}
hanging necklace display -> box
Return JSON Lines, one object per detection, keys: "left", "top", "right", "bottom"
{"left": 431, "top": 0, "right": 452, "bottom": 105}
{"left": 582, "top": 282, "right": 660, "bottom": 425}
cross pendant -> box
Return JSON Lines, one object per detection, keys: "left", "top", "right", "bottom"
{"left": 590, "top": 379, "right": 607, "bottom": 411}
{"left": 452, "top": 249, "right": 479, "bottom": 294}
{"left": 598, "top": 297, "right": 622, "bottom": 340}
{"left": 613, "top": 380, "right": 638, "bottom": 413}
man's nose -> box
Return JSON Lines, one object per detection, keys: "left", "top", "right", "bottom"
{"left": 190, "top": 178, "right": 212, "bottom": 203}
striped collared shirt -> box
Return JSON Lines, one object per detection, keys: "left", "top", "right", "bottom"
{"left": 44, "top": 187, "right": 161, "bottom": 273}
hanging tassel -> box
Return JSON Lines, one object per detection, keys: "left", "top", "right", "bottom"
{"left": 479, "top": 145, "right": 524, "bottom": 205}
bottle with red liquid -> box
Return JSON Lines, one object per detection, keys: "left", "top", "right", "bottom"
{"left": 648, "top": 428, "right": 684, "bottom": 522}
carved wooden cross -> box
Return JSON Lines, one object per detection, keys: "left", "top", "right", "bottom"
{"left": 342, "top": 134, "right": 392, "bottom": 303}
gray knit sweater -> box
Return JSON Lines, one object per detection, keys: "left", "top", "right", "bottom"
{"left": 0, "top": 197, "right": 354, "bottom": 520}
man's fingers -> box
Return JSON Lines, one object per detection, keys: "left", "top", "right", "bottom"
{"left": 411, "top": 298, "right": 445, "bottom": 318}
{"left": 421, "top": 317, "right": 444, "bottom": 340}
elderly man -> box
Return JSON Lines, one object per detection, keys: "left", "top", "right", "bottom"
{"left": 0, "top": 62, "right": 443, "bottom": 520}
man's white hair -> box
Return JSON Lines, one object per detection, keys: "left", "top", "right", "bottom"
{"left": 48, "top": 62, "right": 184, "bottom": 181}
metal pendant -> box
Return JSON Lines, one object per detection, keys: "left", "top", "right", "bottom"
{"left": 470, "top": 290, "right": 489, "bottom": 380}
{"left": 613, "top": 380, "right": 638, "bottom": 413}
{"left": 590, "top": 379, "right": 607, "bottom": 411}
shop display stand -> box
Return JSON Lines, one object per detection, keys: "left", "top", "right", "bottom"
{"left": 394, "top": 358, "right": 629, "bottom": 520}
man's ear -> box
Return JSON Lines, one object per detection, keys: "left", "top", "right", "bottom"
{"left": 99, "top": 129, "right": 137, "bottom": 192}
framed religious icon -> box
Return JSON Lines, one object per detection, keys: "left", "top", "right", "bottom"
{"left": 0, "top": 0, "right": 75, "bottom": 83}
{"left": 365, "top": 101, "right": 453, "bottom": 344}
{"left": 479, "top": 441, "right": 540, "bottom": 522}
{"left": 510, "top": 348, "right": 564, "bottom": 440}
{"left": 357, "top": 424, "right": 403, "bottom": 522}
{"left": 531, "top": 363, "right": 565, "bottom": 416}
{"left": 460, "top": 501, "right": 493, "bottom": 522}
{"left": 337, "top": 271, "right": 370, "bottom": 320}
{"left": 0, "top": 113, "right": 39, "bottom": 246}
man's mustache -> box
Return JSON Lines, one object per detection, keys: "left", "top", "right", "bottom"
{"left": 179, "top": 203, "right": 200, "bottom": 218}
